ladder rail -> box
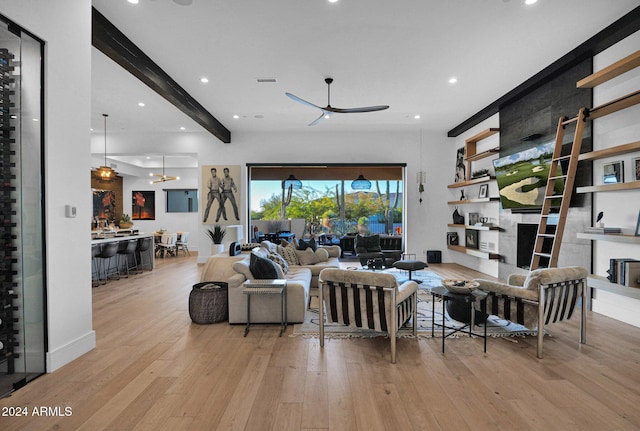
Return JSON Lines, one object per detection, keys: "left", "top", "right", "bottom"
{"left": 530, "top": 108, "right": 587, "bottom": 270}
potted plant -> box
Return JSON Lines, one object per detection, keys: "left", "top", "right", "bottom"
{"left": 119, "top": 213, "right": 133, "bottom": 229}
{"left": 206, "top": 224, "right": 226, "bottom": 255}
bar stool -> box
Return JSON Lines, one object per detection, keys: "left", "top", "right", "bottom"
{"left": 91, "top": 243, "right": 101, "bottom": 287}
{"left": 136, "top": 237, "right": 153, "bottom": 271}
{"left": 117, "top": 239, "right": 139, "bottom": 277}
{"left": 97, "top": 242, "right": 120, "bottom": 284}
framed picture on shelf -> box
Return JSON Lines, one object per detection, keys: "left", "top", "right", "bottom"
{"left": 635, "top": 210, "right": 640, "bottom": 237}
{"left": 603, "top": 161, "right": 624, "bottom": 184}
{"left": 634, "top": 157, "right": 640, "bottom": 181}
{"left": 447, "top": 232, "right": 459, "bottom": 246}
{"left": 467, "top": 212, "right": 479, "bottom": 226}
{"left": 478, "top": 184, "right": 489, "bottom": 198}
{"left": 465, "top": 229, "right": 479, "bottom": 249}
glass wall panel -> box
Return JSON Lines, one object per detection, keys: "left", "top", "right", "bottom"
{"left": 0, "top": 19, "right": 45, "bottom": 397}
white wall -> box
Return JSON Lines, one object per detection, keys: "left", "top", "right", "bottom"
{"left": 590, "top": 30, "right": 640, "bottom": 327}
{"left": 100, "top": 129, "right": 454, "bottom": 264}
{"left": 0, "top": 0, "right": 95, "bottom": 371}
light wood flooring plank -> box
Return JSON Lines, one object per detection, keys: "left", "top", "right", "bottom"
{"left": 1, "top": 257, "right": 640, "bottom": 431}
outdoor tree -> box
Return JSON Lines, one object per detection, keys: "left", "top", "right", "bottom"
{"left": 376, "top": 180, "right": 400, "bottom": 234}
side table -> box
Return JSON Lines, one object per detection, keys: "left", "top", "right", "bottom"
{"left": 430, "top": 286, "right": 488, "bottom": 353}
{"left": 242, "top": 279, "right": 287, "bottom": 337}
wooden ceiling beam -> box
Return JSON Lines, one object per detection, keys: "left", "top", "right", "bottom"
{"left": 92, "top": 7, "right": 231, "bottom": 143}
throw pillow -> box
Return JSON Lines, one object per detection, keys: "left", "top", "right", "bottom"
{"left": 278, "top": 243, "right": 300, "bottom": 266}
{"left": 314, "top": 247, "right": 329, "bottom": 262}
{"left": 268, "top": 252, "right": 289, "bottom": 274}
{"left": 249, "top": 252, "right": 279, "bottom": 279}
{"left": 297, "top": 237, "right": 318, "bottom": 251}
{"left": 295, "top": 247, "right": 320, "bottom": 265}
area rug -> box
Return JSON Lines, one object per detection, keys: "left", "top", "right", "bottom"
{"left": 292, "top": 270, "right": 538, "bottom": 339}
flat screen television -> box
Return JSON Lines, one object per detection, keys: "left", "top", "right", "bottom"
{"left": 492, "top": 142, "right": 564, "bottom": 210}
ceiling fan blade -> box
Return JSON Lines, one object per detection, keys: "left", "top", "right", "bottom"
{"left": 324, "top": 105, "right": 390, "bottom": 113}
{"left": 286, "top": 92, "right": 323, "bottom": 110}
{"left": 308, "top": 111, "right": 332, "bottom": 126}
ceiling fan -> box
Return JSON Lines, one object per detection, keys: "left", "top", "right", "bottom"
{"left": 286, "top": 78, "right": 390, "bottom": 126}
{"left": 149, "top": 156, "right": 180, "bottom": 184}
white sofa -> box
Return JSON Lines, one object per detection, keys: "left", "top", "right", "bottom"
{"left": 199, "top": 241, "right": 341, "bottom": 324}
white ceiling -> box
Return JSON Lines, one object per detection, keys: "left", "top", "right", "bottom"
{"left": 91, "top": 0, "right": 639, "bottom": 167}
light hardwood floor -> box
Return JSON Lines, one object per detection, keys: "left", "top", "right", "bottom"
{"left": 1, "top": 254, "right": 640, "bottom": 430}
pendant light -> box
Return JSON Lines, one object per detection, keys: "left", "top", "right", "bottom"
{"left": 95, "top": 113, "right": 117, "bottom": 182}
{"left": 149, "top": 155, "right": 179, "bottom": 184}
{"left": 351, "top": 174, "right": 371, "bottom": 190}
{"left": 282, "top": 174, "right": 302, "bottom": 189}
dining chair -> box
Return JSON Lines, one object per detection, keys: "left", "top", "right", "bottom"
{"left": 176, "top": 231, "right": 190, "bottom": 256}
{"left": 156, "top": 233, "right": 177, "bottom": 258}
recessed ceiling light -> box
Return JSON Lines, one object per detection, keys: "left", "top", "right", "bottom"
{"left": 32, "top": 118, "right": 38, "bottom": 122}
{"left": 179, "top": 126, "right": 186, "bottom": 130}
{"left": 414, "top": 115, "right": 421, "bottom": 120}
{"left": 138, "top": 102, "right": 145, "bottom": 107}
{"left": 324, "top": 114, "right": 331, "bottom": 119}
{"left": 525, "top": 0, "right": 538, "bottom": 5}
{"left": 233, "top": 115, "right": 240, "bottom": 119}
{"left": 328, "top": 0, "right": 338, "bottom": 3}
{"left": 449, "top": 77, "right": 458, "bottom": 84}
{"left": 146, "top": 156, "right": 151, "bottom": 159}
{"left": 127, "top": 0, "right": 139, "bottom": 4}
{"left": 200, "top": 77, "right": 209, "bottom": 83}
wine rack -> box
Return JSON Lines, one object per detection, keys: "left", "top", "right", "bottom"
{"left": 0, "top": 48, "right": 18, "bottom": 373}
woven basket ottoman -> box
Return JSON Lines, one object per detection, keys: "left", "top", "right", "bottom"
{"left": 189, "top": 282, "right": 228, "bottom": 324}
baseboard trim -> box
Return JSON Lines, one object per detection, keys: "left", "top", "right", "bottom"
{"left": 46, "top": 330, "right": 96, "bottom": 372}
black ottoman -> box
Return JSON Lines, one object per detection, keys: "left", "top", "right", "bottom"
{"left": 393, "top": 260, "right": 427, "bottom": 283}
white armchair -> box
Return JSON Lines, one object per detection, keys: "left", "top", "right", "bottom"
{"left": 318, "top": 268, "right": 418, "bottom": 363}
{"left": 474, "top": 266, "right": 588, "bottom": 358}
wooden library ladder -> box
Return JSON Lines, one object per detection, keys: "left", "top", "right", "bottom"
{"left": 530, "top": 108, "right": 587, "bottom": 270}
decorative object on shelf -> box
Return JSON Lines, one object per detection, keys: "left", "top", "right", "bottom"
{"left": 465, "top": 229, "right": 479, "bottom": 249}
{"left": 454, "top": 147, "right": 465, "bottom": 182}
{"left": 119, "top": 213, "right": 133, "bottom": 229}
{"left": 442, "top": 279, "right": 479, "bottom": 294}
{"left": 452, "top": 207, "right": 464, "bottom": 224}
{"left": 351, "top": 174, "right": 371, "bottom": 190}
{"left": 634, "top": 157, "right": 640, "bottom": 181}
{"left": 603, "top": 161, "right": 624, "bottom": 184}
{"left": 478, "top": 184, "right": 489, "bottom": 198}
{"left": 467, "top": 212, "right": 479, "bottom": 226}
{"left": 596, "top": 211, "right": 604, "bottom": 228}
{"left": 95, "top": 113, "right": 117, "bottom": 182}
{"left": 416, "top": 171, "right": 426, "bottom": 204}
{"left": 150, "top": 155, "right": 180, "bottom": 184}
{"left": 460, "top": 189, "right": 466, "bottom": 200}
{"left": 471, "top": 168, "right": 490, "bottom": 179}
{"left": 447, "top": 232, "right": 459, "bottom": 246}
{"left": 636, "top": 210, "right": 640, "bottom": 237}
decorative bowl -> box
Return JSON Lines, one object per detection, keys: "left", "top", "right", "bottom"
{"left": 442, "top": 279, "right": 480, "bottom": 294}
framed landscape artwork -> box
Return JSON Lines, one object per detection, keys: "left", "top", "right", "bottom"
{"left": 132, "top": 191, "right": 155, "bottom": 220}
